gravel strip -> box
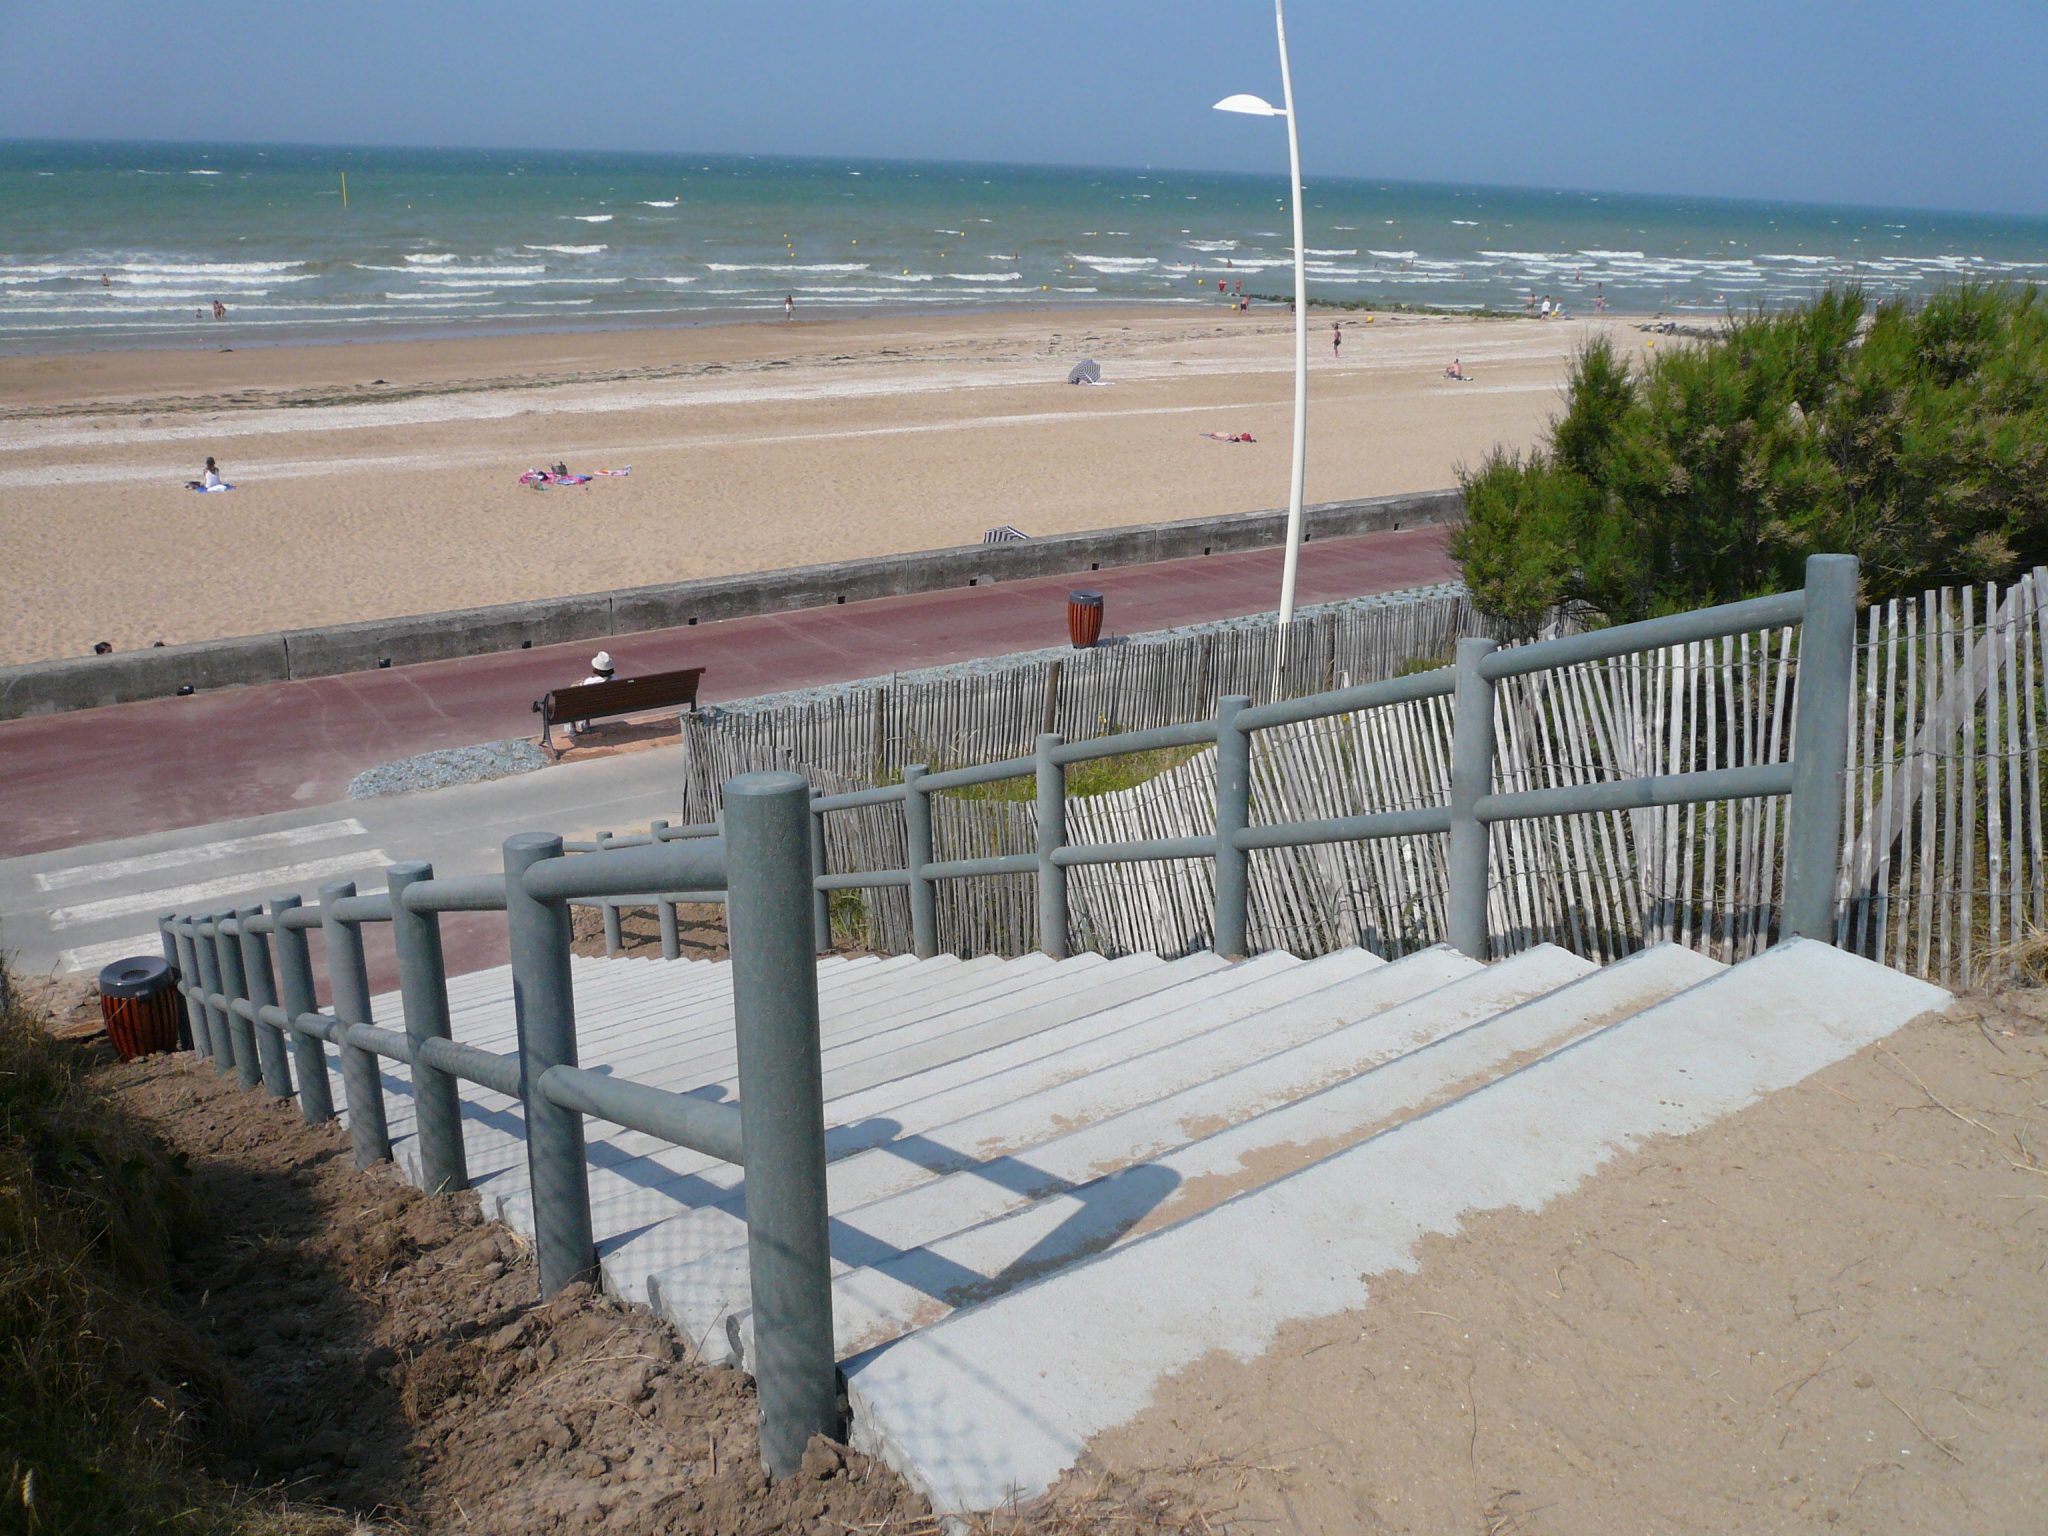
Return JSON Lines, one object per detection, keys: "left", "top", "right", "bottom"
{"left": 347, "top": 737, "right": 551, "bottom": 799}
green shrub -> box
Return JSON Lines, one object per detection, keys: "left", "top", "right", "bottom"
{"left": 1452, "top": 284, "right": 2048, "bottom": 628}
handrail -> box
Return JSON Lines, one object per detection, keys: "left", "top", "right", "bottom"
{"left": 160, "top": 772, "right": 835, "bottom": 1477}
{"left": 1479, "top": 589, "right": 1806, "bottom": 681}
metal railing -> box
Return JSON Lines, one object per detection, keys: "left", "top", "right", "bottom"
{"left": 798, "top": 553, "right": 1859, "bottom": 962}
{"left": 159, "top": 773, "right": 834, "bottom": 1478}
{"left": 151, "top": 554, "right": 1859, "bottom": 1476}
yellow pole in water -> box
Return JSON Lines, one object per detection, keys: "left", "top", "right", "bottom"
{"left": 341, "top": 171, "right": 348, "bottom": 209}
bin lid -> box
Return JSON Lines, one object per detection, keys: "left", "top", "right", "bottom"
{"left": 98, "top": 954, "right": 172, "bottom": 999}
{"left": 1068, "top": 589, "right": 1104, "bottom": 604}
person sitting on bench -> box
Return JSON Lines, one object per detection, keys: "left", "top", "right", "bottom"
{"left": 571, "top": 651, "right": 616, "bottom": 737}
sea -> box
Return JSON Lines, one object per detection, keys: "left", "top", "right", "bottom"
{"left": 5, "top": 139, "right": 2047, "bottom": 354}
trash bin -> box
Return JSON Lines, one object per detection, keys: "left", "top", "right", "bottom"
{"left": 1067, "top": 589, "right": 1104, "bottom": 649}
{"left": 98, "top": 956, "right": 185, "bottom": 1061}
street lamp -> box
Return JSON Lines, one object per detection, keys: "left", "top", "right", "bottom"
{"left": 1215, "top": 0, "right": 1308, "bottom": 646}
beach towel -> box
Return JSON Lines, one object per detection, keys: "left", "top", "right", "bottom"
{"left": 519, "top": 469, "right": 594, "bottom": 487}
{"left": 595, "top": 466, "right": 632, "bottom": 477}
{"left": 187, "top": 481, "right": 235, "bottom": 492}
{"left": 1200, "top": 432, "right": 1256, "bottom": 444}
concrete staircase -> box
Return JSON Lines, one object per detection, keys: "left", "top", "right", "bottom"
{"left": 334, "top": 938, "right": 1948, "bottom": 1515}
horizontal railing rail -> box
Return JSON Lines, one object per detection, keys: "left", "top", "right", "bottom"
{"left": 160, "top": 773, "right": 836, "bottom": 1479}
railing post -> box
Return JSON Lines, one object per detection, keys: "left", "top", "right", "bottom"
{"left": 724, "top": 771, "right": 839, "bottom": 1477}
{"left": 503, "top": 832, "right": 596, "bottom": 1297}
{"left": 596, "top": 833, "right": 624, "bottom": 955}
{"left": 233, "top": 904, "right": 294, "bottom": 1099}
{"left": 1785, "top": 553, "right": 1860, "bottom": 942}
{"left": 1213, "top": 696, "right": 1253, "bottom": 959}
{"left": 387, "top": 860, "right": 469, "bottom": 1195}
{"left": 321, "top": 880, "right": 391, "bottom": 1168}
{"left": 158, "top": 916, "right": 195, "bottom": 1054}
{"left": 902, "top": 764, "right": 938, "bottom": 959}
{"left": 1035, "top": 732, "right": 1070, "bottom": 959}
{"left": 189, "top": 917, "right": 233, "bottom": 1071}
{"left": 269, "top": 894, "right": 334, "bottom": 1124}
{"left": 653, "top": 821, "right": 684, "bottom": 960}
{"left": 169, "top": 920, "right": 210, "bottom": 1060}
{"left": 1447, "top": 636, "right": 1501, "bottom": 960}
{"left": 807, "top": 794, "right": 833, "bottom": 956}
{"left": 213, "top": 911, "right": 261, "bottom": 1090}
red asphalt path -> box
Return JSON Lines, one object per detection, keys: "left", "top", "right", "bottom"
{"left": 0, "top": 524, "right": 1454, "bottom": 858}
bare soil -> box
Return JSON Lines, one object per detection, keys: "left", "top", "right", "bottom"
{"left": 97, "top": 1042, "right": 930, "bottom": 1534}
{"left": 1061, "top": 992, "right": 2048, "bottom": 1535}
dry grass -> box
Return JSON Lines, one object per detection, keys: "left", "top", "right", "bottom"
{"left": 0, "top": 962, "right": 355, "bottom": 1536}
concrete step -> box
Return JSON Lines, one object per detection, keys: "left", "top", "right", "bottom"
{"left": 500, "top": 952, "right": 1193, "bottom": 1239}
{"left": 650, "top": 946, "right": 1589, "bottom": 1355}
{"left": 376, "top": 953, "right": 1052, "bottom": 1194}
{"left": 614, "top": 947, "right": 1461, "bottom": 1318}
{"left": 785, "top": 942, "right": 1721, "bottom": 1365}
{"left": 476, "top": 953, "right": 1142, "bottom": 1226}
{"left": 588, "top": 951, "right": 1383, "bottom": 1295}
{"left": 842, "top": 940, "right": 1950, "bottom": 1515}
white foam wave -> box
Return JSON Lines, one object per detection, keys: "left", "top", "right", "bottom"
{"left": 405, "top": 253, "right": 461, "bottom": 265}
{"left": 187, "top": 169, "right": 221, "bottom": 176}
{"left": 1451, "top": 219, "right": 1479, "bottom": 226}
{"left": 1185, "top": 239, "right": 1239, "bottom": 252}
{"left": 524, "top": 244, "right": 606, "bottom": 255}
{"left": 1071, "top": 253, "right": 1156, "bottom": 272}
{"left": 642, "top": 200, "right": 679, "bottom": 208}
{"left": 1577, "top": 249, "right": 1644, "bottom": 259}
{"left": 574, "top": 214, "right": 614, "bottom": 223}
{"left": 702, "top": 262, "right": 869, "bottom": 273}
{"left": 952, "top": 272, "right": 1021, "bottom": 282}
{"left": 1368, "top": 249, "right": 1419, "bottom": 261}
{"left": 1306, "top": 248, "right": 1358, "bottom": 257}
{"left": 424, "top": 276, "right": 627, "bottom": 288}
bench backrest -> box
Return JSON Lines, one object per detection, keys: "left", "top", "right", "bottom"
{"left": 540, "top": 666, "right": 704, "bottom": 723}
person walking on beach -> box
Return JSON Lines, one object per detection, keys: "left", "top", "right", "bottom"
{"left": 212, "top": 299, "right": 226, "bottom": 321}
{"left": 1332, "top": 320, "right": 1342, "bottom": 359}
{"left": 784, "top": 292, "right": 794, "bottom": 321}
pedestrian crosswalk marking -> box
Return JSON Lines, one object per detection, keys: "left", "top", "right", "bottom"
{"left": 47, "top": 851, "right": 392, "bottom": 927}
{"left": 35, "top": 819, "right": 369, "bottom": 892}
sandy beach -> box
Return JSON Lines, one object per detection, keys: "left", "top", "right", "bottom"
{"left": 0, "top": 307, "right": 1645, "bottom": 666}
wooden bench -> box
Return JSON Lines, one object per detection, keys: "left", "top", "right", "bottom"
{"left": 532, "top": 666, "right": 704, "bottom": 755}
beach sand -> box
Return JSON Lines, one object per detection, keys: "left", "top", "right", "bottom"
{"left": 0, "top": 308, "right": 1644, "bottom": 666}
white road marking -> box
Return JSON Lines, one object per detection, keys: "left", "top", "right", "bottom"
{"left": 47, "top": 851, "right": 391, "bottom": 927}
{"left": 56, "top": 933, "right": 174, "bottom": 975}
{"left": 35, "top": 819, "right": 369, "bottom": 892}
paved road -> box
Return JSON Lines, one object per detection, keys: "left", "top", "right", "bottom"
{"left": 0, "top": 524, "right": 1452, "bottom": 859}
{"left": 0, "top": 523, "right": 1456, "bottom": 984}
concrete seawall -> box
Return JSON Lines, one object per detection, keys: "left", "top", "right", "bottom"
{"left": 0, "top": 488, "right": 1461, "bottom": 720}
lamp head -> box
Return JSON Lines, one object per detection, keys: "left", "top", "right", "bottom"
{"left": 1213, "top": 92, "right": 1286, "bottom": 117}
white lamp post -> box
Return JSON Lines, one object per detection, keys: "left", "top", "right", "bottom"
{"left": 1216, "top": 0, "right": 1308, "bottom": 642}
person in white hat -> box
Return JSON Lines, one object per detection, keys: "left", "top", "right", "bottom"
{"left": 570, "top": 651, "right": 617, "bottom": 736}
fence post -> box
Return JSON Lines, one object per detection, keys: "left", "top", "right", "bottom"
{"left": 1035, "top": 732, "right": 1070, "bottom": 959}
{"left": 170, "top": 921, "right": 210, "bottom": 1060}
{"left": 387, "top": 861, "right": 469, "bottom": 1195}
{"left": 233, "top": 904, "right": 294, "bottom": 1100}
{"left": 652, "top": 821, "right": 683, "bottom": 960}
{"left": 902, "top": 765, "right": 938, "bottom": 959}
{"left": 1447, "top": 636, "right": 1501, "bottom": 960}
{"left": 321, "top": 880, "right": 391, "bottom": 1169}
{"left": 269, "top": 894, "right": 334, "bottom": 1124}
{"left": 1213, "top": 695, "right": 1253, "bottom": 959}
{"left": 724, "top": 771, "right": 839, "bottom": 1477}
{"left": 213, "top": 911, "right": 261, "bottom": 1090}
{"left": 190, "top": 918, "right": 234, "bottom": 1071}
{"left": 1785, "top": 552, "right": 1860, "bottom": 943}
{"left": 595, "top": 833, "right": 624, "bottom": 955}
{"left": 807, "top": 792, "right": 833, "bottom": 955}
{"left": 503, "top": 832, "right": 596, "bottom": 1297}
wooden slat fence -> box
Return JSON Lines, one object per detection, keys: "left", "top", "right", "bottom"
{"left": 685, "top": 574, "right": 2048, "bottom": 986}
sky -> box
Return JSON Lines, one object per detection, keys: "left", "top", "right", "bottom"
{"left": 5, "top": 0, "right": 2044, "bottom": 218}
